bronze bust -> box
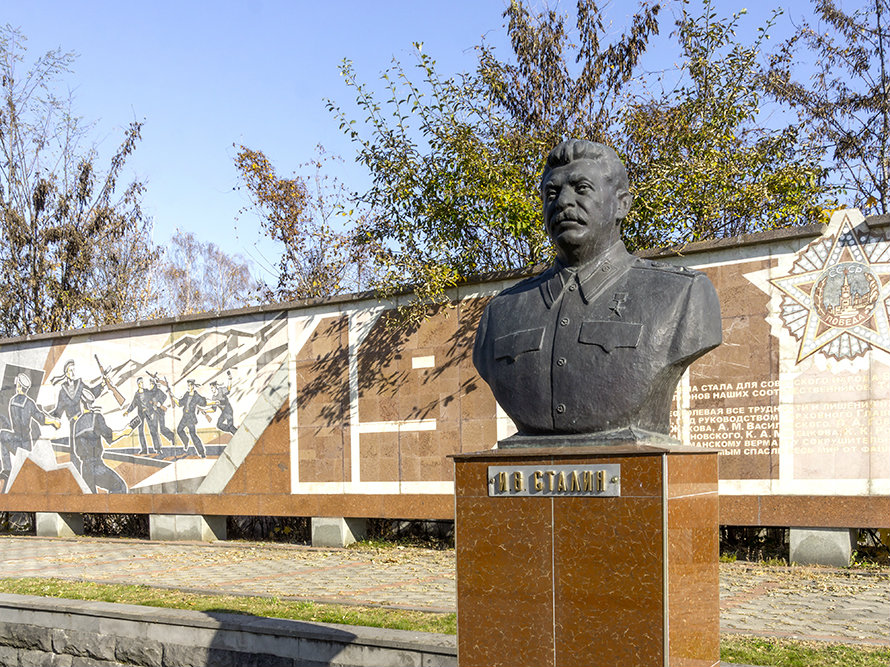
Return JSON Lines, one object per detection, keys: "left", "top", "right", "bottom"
{"left": 473, "top": 140, "right": 722, "bottom": 444}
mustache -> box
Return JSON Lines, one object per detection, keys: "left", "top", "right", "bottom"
{"left": 551, "top": 211, "right": 585, "bottom": 225}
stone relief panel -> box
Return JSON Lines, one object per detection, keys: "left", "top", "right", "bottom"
{"left": 0, "top": 312, "right": 288, "bottom": 494}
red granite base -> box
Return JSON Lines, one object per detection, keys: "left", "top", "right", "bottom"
{"left": 453, "top": 444, "right": 719, "bottom": 667}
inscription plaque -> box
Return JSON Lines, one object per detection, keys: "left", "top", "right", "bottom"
{"left": 487, "top": 464, "right": 621, "bottom": 497}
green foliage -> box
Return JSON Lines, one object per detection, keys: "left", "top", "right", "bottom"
{"left": 325, "top": 0, "right": 836, "bottom": 314}
{"left": 766, "top": 0, "right": 890, "bottom": 215}
{"left": 328, "top": 51, "right": 549, "bottom": 318}
{"left": 619, "top": 1, "right": 832, "bottom": 249}
{"left": 0, "top": 577, "right": 457, "bottom": 634}
{"left": 233, "top": 145, "right": 372, "bottom": 302}
{"left": 0, "top": 26, "right": 158, "bottom": 337}
{"left": 327, "top": 1, "right": 661, "bottom": 317}
{"left": 851, "top": 528, "right": 890, "bottom": 566}
{"left": 762, "top": 557, "right": 789, "bottom": 567}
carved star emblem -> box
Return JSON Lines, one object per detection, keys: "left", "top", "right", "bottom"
{"left": 609, "top": 292, "right": 627, "bottom": 318}
{"left": 768, "top": 212, "right": 890, "bottom": 362}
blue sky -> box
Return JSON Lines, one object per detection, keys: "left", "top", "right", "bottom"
{"left": 6, "top": 1, "right": 818, "bottom": 283}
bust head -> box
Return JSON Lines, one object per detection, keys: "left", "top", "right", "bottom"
{"left": 540, "top": 140, "right": 631, "bottom": 267}
{"left": 14, "top": 373, "right": 30, "bottom": 395}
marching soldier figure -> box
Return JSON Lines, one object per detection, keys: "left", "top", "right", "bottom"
{"left": 51, "top": 360, "right": 105, "bottom": 422}
{"left": 146, "top": 375, "right": 176, "bottom": 450}
{"left": 124, "top": 377, "right": 157, "bottom": 456}
{"left": 208, "top": 371, "right": 236, "bottom": 434}
{"left": 169, "top": 379, "right": 208, "bottom": 457}
{"left": 70, "top": 390, "right": 132, "bottom": 494}
{"left": 0, "top": 374, "right": 61, "bottom": 485}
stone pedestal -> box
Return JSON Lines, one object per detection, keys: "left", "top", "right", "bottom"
{"left": 36, "top": 512, "right": 84, "bottom": 538}
{"left": 790, "top": 527, "right": 856, "bottom": 567}
{"left": 311, "top": 517, "right": 367, "bottom": 547}
{"left": 452, "top": 443, "right": 719, "bottom": 667}
{"left": 149, "top": 514, "right": 226, "bottom": 542}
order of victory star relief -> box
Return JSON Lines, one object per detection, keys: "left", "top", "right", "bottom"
{"left": 757, "top": 210, "right": 890, "bottom": 363}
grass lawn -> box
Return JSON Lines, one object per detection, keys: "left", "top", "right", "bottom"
{"left": 721, "top": 634, "right": 890, "bottom": 667}
{"left": 0, "top": 577, "right": 456, "bottom": 634}
{"left": 1, "top": 577, "right": 887, "bottom": 667}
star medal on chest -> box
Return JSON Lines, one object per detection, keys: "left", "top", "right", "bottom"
{"left": 610, "top": 292, "right": 628, "bottom": 319}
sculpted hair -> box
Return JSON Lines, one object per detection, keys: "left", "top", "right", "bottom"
{"left": 539, "top": 139, "right": 629, "bottom": 196}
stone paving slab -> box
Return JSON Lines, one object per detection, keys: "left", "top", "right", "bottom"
{"left": 719, "top": 562, "right": 889, "bottom": 646}
{"left": 0, "top": 536, "right": 887, "bottom": 646}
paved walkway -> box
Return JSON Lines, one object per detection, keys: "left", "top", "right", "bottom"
{"left": 0, "top": 536, "right": 887, "bottom": 647}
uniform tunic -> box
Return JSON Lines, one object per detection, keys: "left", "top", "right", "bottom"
{"left": 0, "top": 394, "right": 51, "bottom": 472}
{"left": 52, "top": 378, "right": 104, "bottom": 420}
{"left": 145, "top": 386, "right": 175, "bottom": 447}
{"left": 473, "top": 243, "right": 722, "bottom": 436}
{"left": 70, "top": 411, "right": 128, "bottom": 494}
{"left": 177, "top": 390, "right": 207, "bottom": 456}
{"left": 127, "top": 388, "right": 154, "bottom": 453}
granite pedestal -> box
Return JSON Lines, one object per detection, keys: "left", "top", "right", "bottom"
{"left": 790, "top": 527, "right": 856, "bottom": 567}
{"left": 453, "top": 443, "right": 719, "bottom": 667}
{"left": 149, "top": 514, "right": 226, "bottom": 542}
{"left": 36, "top": 512, "right": 84, "bottom": 538}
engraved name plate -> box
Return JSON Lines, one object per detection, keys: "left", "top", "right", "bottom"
{"left": 487, "top": 464, "right": 621, "bottom": 497}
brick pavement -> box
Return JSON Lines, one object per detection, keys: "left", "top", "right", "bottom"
{"left": 0, "top": 536, "right": 887, "bottom": 646}
{"left": 719, "top": 562, "right": 889, "bottom": 646}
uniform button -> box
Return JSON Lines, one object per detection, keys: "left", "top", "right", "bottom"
{"left": 567, "top": 283, "right": 577, "bottom": 292}
{"left": 560, "top": 317, "right": 569, "bottom": 326}
{"left": 556, "top": 357, "right": 567, "bottom": 366}
{"left": 555, "top": 403, "right": 566, "bottom": 414}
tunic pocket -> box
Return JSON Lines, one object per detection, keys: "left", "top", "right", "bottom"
{"left": 578, "top": 320, "right": 643, "bottom": 352}
{"left": 494, "top": 327, "right": 545, "bottom": 361}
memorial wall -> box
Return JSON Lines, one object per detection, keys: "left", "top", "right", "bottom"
{"left": 668, "top": 209, "right": 889, "bottom": 527}
{"left": 0, "top": 209, "right": 887, "bottom": 528}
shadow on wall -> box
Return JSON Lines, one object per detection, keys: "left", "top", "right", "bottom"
{"left": 199, "top": 610, "right": 362, "bottom": 666}
{"left": 297, "top": 302, "right": 485, "bottom": 428}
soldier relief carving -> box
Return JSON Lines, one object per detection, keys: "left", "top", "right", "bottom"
{"left": 0, "top": 314, "right": 288, "bottom": 493}
{"left": 473, "top": 140, "right": 723, "bottom": 444}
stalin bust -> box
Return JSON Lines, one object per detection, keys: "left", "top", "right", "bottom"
{"left": 473, "top": 139, "right": 722, "bottom": 445}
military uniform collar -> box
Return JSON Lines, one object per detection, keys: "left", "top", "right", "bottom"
{"left": 60, "top": 378, "right": 81, "bottom": 399}
{"left": 540, "top": 242, "right": 633, "bottom": 308}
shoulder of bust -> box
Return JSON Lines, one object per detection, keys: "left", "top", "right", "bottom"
{"left": 631, "top": 257, "right": 702, "bottom": 280}
{"left": 495, "top": 269, "right": 551, "bottom": 299}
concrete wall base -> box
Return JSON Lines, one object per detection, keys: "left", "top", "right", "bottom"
{"left": 35, "top": 512, "right": 83, "bottom": 538}
{"left": 149, "top": 514, "right": 226, "bottom": 542}
{"left": 0, "top": 592, "right": 457, "bottom": 667}
{"left": 311, "top": 517, "right": 366, "bottom": 547}
{"left": 790, "top": 527, "right": 856, "bottom": 567}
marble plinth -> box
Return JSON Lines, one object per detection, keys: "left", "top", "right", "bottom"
{"left": 452, "top": 443, "right": 719, "bottom": 667}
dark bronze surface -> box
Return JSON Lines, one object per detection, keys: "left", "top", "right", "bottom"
{"left": 474, "top": 140, "right": 722, "bottom": 438}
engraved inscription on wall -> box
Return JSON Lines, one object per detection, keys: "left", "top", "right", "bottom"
{"left": 674, "top": 378, "right": 780, "bottom": 480}
{"left": 791, "top": 367, "right": 890, "bottom": 480}
{"left": 684, "top": 381, "right": 780, "bottom": 455}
